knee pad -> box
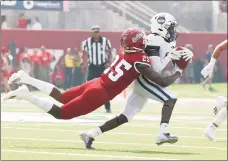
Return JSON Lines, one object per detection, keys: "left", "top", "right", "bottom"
{"left": 164, "top": 99, "right": 177, "bottom": 109}
{"left": 216, "top": 96, "right": 227, "bottom": 111}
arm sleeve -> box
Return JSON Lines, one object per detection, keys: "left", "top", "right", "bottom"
{"left": 144, "top": 45, "right": 160, "bottom": 57}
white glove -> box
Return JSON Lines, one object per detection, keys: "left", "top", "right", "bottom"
{"left": 167, "top": 50, "right": 181, "bottom": 60}
{"left": 201, "top": 57, "right": 216, "bottom": 78}
{"left": 174, "top": 64, "right": 183, "bottom": 74}
{"left": 180, "top": 48, "right": 194, "bottom": 61}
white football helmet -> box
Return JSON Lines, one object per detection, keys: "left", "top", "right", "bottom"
{"left": 150, "top": 13, "right": 178, "bottom": 42}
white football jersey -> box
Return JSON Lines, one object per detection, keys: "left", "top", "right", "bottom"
{"left": 145, "top": 34, "right": 176, "bottom": 73}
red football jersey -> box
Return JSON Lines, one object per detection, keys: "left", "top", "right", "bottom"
{"left": 101, "top": 48, "right": 151, "bottom": 100}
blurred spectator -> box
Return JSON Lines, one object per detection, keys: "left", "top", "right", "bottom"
{"left": 1, "top": 15, "right": 9, "bottom": 29}
{"left": 72, "top": 47, "right": 84, "bottom": 87}
{"left": 219, "top": 0, "right": 227, "bottom": 13}
{"left": 26, "top": 18, "right": 33, "bottom": 30}
{"left": 32, "top": 17, "right": 43, "bottom": 30}
{"left": 17, "top": 13, "right": 27, "bottom": 29}
{"left": 201, "top": 44, "right": 216, "bottom": 91}
{"left": 20, "top": 52, "right": 32, "bottom": 76}
{"left": 1, "top": 47, "right": 11, "bottom": 92}
{"left": 40, "top": 46, "right": 53, "bottom": 82}
{"left": 17, "top": 47, "right": 28, "bottom": 69}
{"left": 30, "top": 48, "right": 41, "bottom": 79}
{"left": 80, "top": 40, "right": 89, "bottom": 83}
{"left": 84, "top": 25, "right": 112, "bottom": 113}
{"left": 64, "top": 48, "right": 74, "bottom": 89}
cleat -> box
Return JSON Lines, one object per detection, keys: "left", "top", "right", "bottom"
{"left": 156, "top": 133, "right": 178, "bottom": 146}
{"left": 2, "top": 85, "right": 31, "bottom": 102}
{"left": 203, "top": 125, "right": 216, "bottom": 142}
{"left": 80, "top": 132, "right": 95, "bottom": 149}
{"left": 8, "top": 70, "right": 31, "bottom": 85}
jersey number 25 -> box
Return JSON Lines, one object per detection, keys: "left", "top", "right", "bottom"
{"left": 104, "top": 55, "right": 132, "bottom": 82}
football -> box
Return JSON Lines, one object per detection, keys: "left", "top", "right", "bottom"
{"left": 172, "top": 46, "right": 191, "bottom": 70}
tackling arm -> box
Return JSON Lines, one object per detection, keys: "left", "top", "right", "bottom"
{"left": 201, "top": 40, "right": 227, "bottom": 78}
{"left": 136, "top": 65, "right": 181, "bottom": 87}
{"left": 211, "top": 40, "right": 227, "bottom": 60}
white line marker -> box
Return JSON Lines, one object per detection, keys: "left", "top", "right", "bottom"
{"left": 2, "top": 137, "right": 227, "bottom": 151}
{"left": 1, "top": 149, "right": 177, "bottom": 160}
{"left": 2, "top": 125, "right": 226, "bottom": 132}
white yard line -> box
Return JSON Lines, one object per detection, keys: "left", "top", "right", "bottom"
{"left": 1, "top": 149, "right": 177, "bottom": 160}
{"left": 0, "top": 121, "right": 215, "bottom": 128}
{"left": 2, "top": 108, "right": 214, "bottom": 116}
{"left": 1, "top": 112, "right": 221, "bottom": 124}
{"left": 2, "top": 125, "right": 227, "bottom": 132}
{"left": 2, "top": 137, "right": 227, "bottom": 151}
{"left": 2, "top": 126, "right": 227, "bottom": 140}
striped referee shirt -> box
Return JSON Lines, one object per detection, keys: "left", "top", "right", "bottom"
{"left": 84, "top": 36, "right": 111, "bottom": 66}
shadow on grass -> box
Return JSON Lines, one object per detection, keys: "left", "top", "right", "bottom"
{"left": 14, "top": 145, "right": 199, "bottom": 156}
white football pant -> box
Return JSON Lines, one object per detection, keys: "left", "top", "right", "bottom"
{"left": 122, "top": 75, "right": 176, "bottom": 121}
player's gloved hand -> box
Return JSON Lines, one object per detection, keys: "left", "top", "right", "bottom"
{"left": 167, "top": 51, "right": 181, "bottom": 60}
{"left": 180, "top": 48, "right": 193, "bottom": 62}
{"left": 174, "top": 64, "right": 183, "bottom": 75}
{"left": 201, "top": 57, "right": 216, "bottom": 78}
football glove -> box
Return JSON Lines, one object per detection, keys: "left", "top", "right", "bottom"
{"left": 180, "top": 48, "right": 194, "bottom": 62}
{"left": 167, "top": 50, "right": 181, "bottom": 60}
{"left": 201, "top": 57, "right": 216, "bottom": 79}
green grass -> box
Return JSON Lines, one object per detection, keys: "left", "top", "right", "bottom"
{"left": 1, "top": 83, "right": 227, "bottom": 160}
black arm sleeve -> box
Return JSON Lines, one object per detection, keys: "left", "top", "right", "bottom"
{"left": 144, "top": 45, "right": 160, "bottom": 57}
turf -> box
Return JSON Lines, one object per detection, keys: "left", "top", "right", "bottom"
{"left": 1, "top": 83, "right": 227, "bottom": 160}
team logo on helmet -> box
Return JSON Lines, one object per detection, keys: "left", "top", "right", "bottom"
{"left": 132, "top": 33, "right": 144, "bottom": 43}
{"left": 157, "top": 15, "right": 166, "bottom": 24}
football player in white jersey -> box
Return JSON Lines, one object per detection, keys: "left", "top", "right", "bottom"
{"left": 81, "top": 13, "right": 193, "bottom": 149}
{"left": 201, "top": 40, "right": 227, "bottom": 142}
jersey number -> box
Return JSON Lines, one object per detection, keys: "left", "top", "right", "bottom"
{"left": 104, "top": 55, "right": 132, "bottom": 82}
{"left": 142, "top": 55, "right": 150, "bottom": 63}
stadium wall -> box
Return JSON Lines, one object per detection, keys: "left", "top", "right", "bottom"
{"left": 1, "top": 29, "right": 227, "bottom": 77}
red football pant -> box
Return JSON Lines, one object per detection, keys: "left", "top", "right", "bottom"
{"left": 60, "top": 78, "right": 108, "bottom": 119}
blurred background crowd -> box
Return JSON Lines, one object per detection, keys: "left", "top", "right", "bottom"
{"left": 1, "top": 1, "right": 227, "bottom": 92}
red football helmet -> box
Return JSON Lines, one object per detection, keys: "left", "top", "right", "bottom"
{"left": 120, "top": 28, "right": 147, "bottom": 53}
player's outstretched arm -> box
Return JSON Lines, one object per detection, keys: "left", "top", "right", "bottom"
{"left": 137, "top": 66, "right": 181, "bottom": 87}
{"left": 201, "top": 40, "right": 227, "bottom": 78}
{"left": 212, "top": 40, "right": 227, "bottom": 60}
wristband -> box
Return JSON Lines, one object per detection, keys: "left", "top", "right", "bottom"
{"left": 210, "top": 57, "right": 216, "bottom": 66}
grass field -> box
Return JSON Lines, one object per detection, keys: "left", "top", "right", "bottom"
{"left": 1, "top": 83, "right": 227, "bottom": 160}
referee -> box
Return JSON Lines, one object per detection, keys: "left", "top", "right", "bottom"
{"left": 84, "top": 25, "right": 112, "bottom": 113}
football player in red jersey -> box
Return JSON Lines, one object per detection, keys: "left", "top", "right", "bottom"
{"left": 3, "top": 28, "right": 182, "bottom": 123}
{"left": 201, "top": 40, "right": 227, "bottom": 142}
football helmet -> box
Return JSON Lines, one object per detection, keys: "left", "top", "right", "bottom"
{"left": 150, "top": 13, "right": 178, "bottom": 42}
{"left": 120, "top": 28, "right": 147, "bottom": 53}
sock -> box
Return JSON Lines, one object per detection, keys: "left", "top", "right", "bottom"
{"left": 87, "top": 127, "right": 102, "bottom": 138}
{"left": 213, "top": 107, "right": 227, "bottom": 128}
{"left": 28, "top": 77, "right": 55, "bottom": 95}
{"left": 159, "top": 123, "right": 168, "bottom": 134}
{"left": 28, "top": 93, "right": 54, "bottom": 113}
